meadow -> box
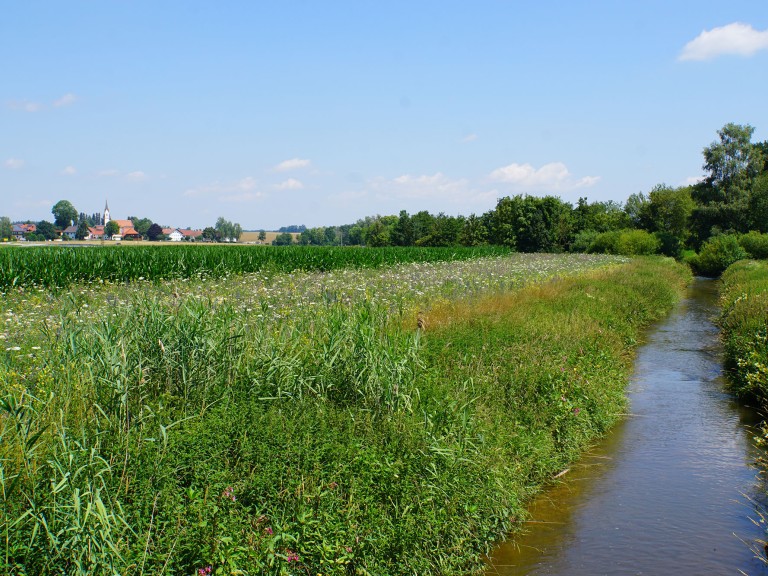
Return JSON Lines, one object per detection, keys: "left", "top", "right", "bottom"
{"left": 0, "top": 250, "right": 690, "bottom": 575}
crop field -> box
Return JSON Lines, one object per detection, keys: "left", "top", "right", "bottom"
{"left": 0, "top": 250, "right": 690, "bottom": 575}
{"left": 0, "top": 244, "right": 510, "bottom": 289}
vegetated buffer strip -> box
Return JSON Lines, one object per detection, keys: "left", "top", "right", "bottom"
{"left": 0, "top": 252, "right": 690, "bottom": 575}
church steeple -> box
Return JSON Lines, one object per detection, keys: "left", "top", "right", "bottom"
{"left": 103, "top": 200, "right": 111, "bottom": 226}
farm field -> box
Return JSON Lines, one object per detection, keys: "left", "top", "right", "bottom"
{"left": 0, "top": 244, "right": 510, "bottom": 289}
{"left": 0, "top": 250, "right": 690, "bottom": 575}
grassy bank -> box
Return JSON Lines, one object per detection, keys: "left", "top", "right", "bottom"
{"left": 0, "top": 255, "right": 689, "bottom": 575}
{"left": 719, "top": 260, "right": 768, "bottom": 404}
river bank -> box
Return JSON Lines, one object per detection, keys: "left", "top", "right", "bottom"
{"left": 486, "top": 277, "right": 768, "bottom": 575}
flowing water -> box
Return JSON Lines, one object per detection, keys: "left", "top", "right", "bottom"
{"left": 486, "top": 278, "right": 768, "bottom": 576}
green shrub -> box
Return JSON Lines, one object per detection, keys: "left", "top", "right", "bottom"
{"left": 739, "top": 231, "right": 768, "bottom": 259}
{"left": 654, "top": 231, "right": 684, "bottom": 258}
{"left": 571, "top": 229, "right": 599, "bottom": 253}
{"left": 588, "top": 229, "right": 660, "bottom": 256}
{"left": 588, "top": 230, "right": 621, "bottom": 254}
{"left": 691, "top": 234, "right": 748, "bottom": 276}
{"left": 615, "top": 229, "right": 660, "bottom": 256}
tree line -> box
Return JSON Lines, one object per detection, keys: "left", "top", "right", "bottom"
{"left": 274, "top": 123, "right": 768, "bottom": 264}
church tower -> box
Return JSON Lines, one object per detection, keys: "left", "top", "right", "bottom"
{"left": 103, "top": 200, "right": 111, "bottom": 226}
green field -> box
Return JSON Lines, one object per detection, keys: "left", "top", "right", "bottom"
{"left": 0, "top": 244, "right": 510, "bottom": 289}
{"left": 0, "top": 250, "right": 690, "bottom": 575}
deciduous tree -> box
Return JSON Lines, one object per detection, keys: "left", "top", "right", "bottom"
{"left": 51, "top": 200, "right": 78, "bottom": 228}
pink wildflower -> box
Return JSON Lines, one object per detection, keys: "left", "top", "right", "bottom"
{"left": 285, "top": 549, "right": 300, "bottom": 563}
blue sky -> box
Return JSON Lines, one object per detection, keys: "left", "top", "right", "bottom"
{"left": 3, "top": 1, "right": 768, "bottom": 230}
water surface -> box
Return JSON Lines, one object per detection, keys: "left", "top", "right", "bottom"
{"left": 487, "top": 278, "right": 768, "bottom": 576}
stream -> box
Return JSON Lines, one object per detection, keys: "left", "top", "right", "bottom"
{"left": 486, "top": 278, "right": 768, "bottom": 575}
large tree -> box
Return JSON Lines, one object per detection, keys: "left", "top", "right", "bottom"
{"left": 700, "top": 123, "right": 763, "bottom": 203}
{"left": 691, "top": 123, "right": 765, "bottom": 242}
{"left": 51, "top": 200, "right": 78, "bottom": 229}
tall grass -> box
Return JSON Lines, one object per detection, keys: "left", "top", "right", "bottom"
{"left": 0, "top": 244, "right": 509, "bottom": 289}
{"left": 719, "top": 260, "right": 768, "bottom": 403}
{"left": 0, "top": 255, "right": 689, "bottom": 574}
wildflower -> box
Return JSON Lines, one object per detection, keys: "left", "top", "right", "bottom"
{"left": 573, "top": 407, "right": 581, "bottom": 415}
{"left": 197, "top": 566, "right": 212, "bottom": 576}
{"left": 285, "top": 549, "right": 300, "bottom": 563}
{"left": 264, "top": 526, "right": 273, "bottom": 535}
{"left": 222, "top": 486, "right": 236, "bottom": 502}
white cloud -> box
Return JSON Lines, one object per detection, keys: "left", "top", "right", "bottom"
{"left": 488, "top": 162, "right": 599, "bottom": 191}
{"left": 679, "top": 23, "right": 768, "bottom": 61}
{"left": 125, "top": 171, "right": 147, "bottom": 182}
{"left": 61, "top": 166, "right": 77, "bottom": 176}
{"left": 53, "top": 93, "right": 77, "bottom": 108}
{"left": 4, "top": 158, "right": 25, "bottom": 170}
{"left": 462, "top": 133, "right": 478, "bottom": 143}
{"left": 275, "top": 178, "right": 304, "bottom": 190}
{"left": 274, "top": 158, "right": 311, "bottom": 172}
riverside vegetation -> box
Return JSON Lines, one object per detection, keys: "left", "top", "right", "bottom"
{"left": 718, "top": 259, "right": 768, "bottom": 564}
{"left": 0, "top": 249, "right": 690, "bottom": 575}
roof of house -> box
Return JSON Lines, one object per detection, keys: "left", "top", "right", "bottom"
{"left": 63, "top": 225, "right": 78, "bottom": 234}
{"left": 180, "top": 229, "right": 202, "bottom": 237}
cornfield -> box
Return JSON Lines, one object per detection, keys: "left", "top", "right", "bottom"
{"left": 0, "top": 244, "right": 510, "bottom": 289}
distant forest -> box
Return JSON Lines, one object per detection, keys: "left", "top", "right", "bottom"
{"left": 274, "top": 123, "right": 768, "bottom": 261}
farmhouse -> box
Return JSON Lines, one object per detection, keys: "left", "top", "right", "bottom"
{"left": 12, "top": 223, "right": 36, "bottom": 239}
{"left": 163, "top": 227, "right": 202, "bottom": 241}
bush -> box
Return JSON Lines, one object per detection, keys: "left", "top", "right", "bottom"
{"left": 655, "top": 231, "right": 683, "bottom": 258}
{"left": 739, "top": 231, "right": 768, "bottom": 259}
{"left": 588, "top": 231, "right": 621, "bottom": 254}
{"left": 588, "top": 229, "right": 660, "bottom": 256}
{"left": 615, "top": 229, "right": 661, "bottom": 255}
{"left": 571, "top": 230, "right": 599, "bottom": 253}
{"left": 690, "top": 234, "right": 748, "bottom": 277}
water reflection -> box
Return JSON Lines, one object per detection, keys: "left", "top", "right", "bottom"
{"left": 487, "top": 279, "right": 768, "bottom": 576}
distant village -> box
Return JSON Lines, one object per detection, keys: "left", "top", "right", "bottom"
{"left": 7, "top": 200, "right": 245, "bottom": 243}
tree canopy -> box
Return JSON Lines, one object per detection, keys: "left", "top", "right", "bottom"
{"left": 51, "top": 200, "right": 78, "bottom": 229}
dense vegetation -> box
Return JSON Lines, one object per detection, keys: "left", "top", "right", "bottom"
{"left": 0, "top": 254, "right": 689, "bottom": 575}
{"left": 719, "top": 260, "right": 768, "bottom": 404}
{"left": 0, "top": 244, "right": 508, "bottom": 289}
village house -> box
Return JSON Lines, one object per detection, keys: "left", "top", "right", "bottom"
{"left": 12, "top": 223, "right": 36, "bottom": 239}
{"left": 162, "top": 227, "right": 202, "bottom": 241}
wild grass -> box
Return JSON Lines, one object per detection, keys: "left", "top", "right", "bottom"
{"left": 719, "top": 260, "right": 768, "bottom": 404}
{"left": 0, "top": 253, "right": 688, "bottom": 574}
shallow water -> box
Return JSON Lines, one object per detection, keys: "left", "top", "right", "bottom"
{"left": 487, "top": 278, "right": 768, "bottom": 576}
